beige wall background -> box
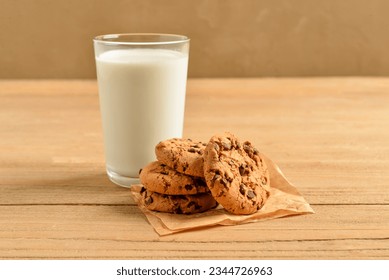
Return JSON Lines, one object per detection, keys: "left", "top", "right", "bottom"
{"left": 1, "top": 0, "right": 389, "bottom": 78}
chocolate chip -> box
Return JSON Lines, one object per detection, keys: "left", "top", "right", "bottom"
{"left": 194, "top": 178, "right": 205, "bottom": 186}
{"left": 140, "top": 187, "right": 147, "bottom": 194}
{"left": 239, "top": 184, "right": 246, "bottom": 195}
{"left": 247, "top": 190, "right": 256, "bottom": 199}
{"left": 192, "top": 144, "right": 200, "bottom": 148}
{"left": 187, "top": 201, "right": 196, "bottom": 208}
{"left": 138, "top": 168, "right": 143, "bottom": 174}
{"left": 243, "top": 144, "right": 251, "bottom": 153}
{"left": 145, "top": 196, "right": 153, "bottom": 205}
{"left": 185, "top": 184, "right": 193, "bottom": 191}
{"left": 220, "top": 178, "right": 228, "bottom": 187}
{"left": 239, "top": 165, "right": 245, "bottom": 176}
{"left": 202, "top": 143, "right": 207, "bottom": 146}
{"left": 213, "top": 174, "right": 221, "bottom": 181}
{"left": 187, "top": 201, "right": 201, "bottom": 210}
{"left": 188, "top": 148, "right": 196, "bottom": 153}
{"left": 161, "top": 170, "right": 169, "bottom": 175}
{"left": 253, "top": 148, "right": 259, "bottom": 155}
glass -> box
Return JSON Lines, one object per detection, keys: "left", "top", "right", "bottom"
{"left": 93, "top": 33, "right": 190, "bottom": 187}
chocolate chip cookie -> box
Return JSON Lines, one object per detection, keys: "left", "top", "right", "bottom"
{"left": 155, "top": 138, "right": 206, "bottom": 177}
{"left": 140, "top": 161, "right": 209, "bottom": 195}
{"left": 140, "top": 187, "right": 218, "bottom": 214}
{"left": 203, "top": 132, "right": 270, "bottom": 214}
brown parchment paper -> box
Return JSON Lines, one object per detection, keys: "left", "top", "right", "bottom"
{"left": 129, "top": 153, "right": 314, "bottom": 236}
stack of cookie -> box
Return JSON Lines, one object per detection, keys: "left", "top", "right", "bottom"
{"left": 139, "top": 139, "right": 218, "bottom": 214}
{"left": 139, "top": 132, "right": 270, "bottom": 215}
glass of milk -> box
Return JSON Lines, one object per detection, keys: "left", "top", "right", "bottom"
{"left": 93, "top": 33, "right": 190, "bottom": 187}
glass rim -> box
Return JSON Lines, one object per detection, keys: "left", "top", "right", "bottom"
{"left": 93, "top": 33, "right": 190, "bottom": 46}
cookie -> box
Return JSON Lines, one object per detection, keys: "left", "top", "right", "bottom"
{"left": 140, "top": 187, "right": 218, "bottom": 214}
{"left": 203, "top": 132, "right": 270, "bottom": 215}
{"left": 139, "top": 161, "right": 209, "bottom": 195}
{"left": 155, "top": 138, "right": 206, "bottom": 177}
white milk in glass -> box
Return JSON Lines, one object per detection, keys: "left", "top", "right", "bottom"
{"left": 96, "top": 49, "right": 188, "bottom": 178}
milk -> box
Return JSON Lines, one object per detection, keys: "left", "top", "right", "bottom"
{"left": 96, "top": 49, "right": 188, "bottom": 179}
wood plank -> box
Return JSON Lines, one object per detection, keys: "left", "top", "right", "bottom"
{"left": 0, "top": 205, "right": 388, "bottom": 241}
{"left": 1, "top": 166, "right": 388, "bottom": 205}
{"left": 0, "top": 205, "right": 388, "bottom": 259}
{"left": 1, "top": 239, "right": 388, "bottom": 259}
{"left": 1, "top": 161, "right": 388, "bottom": 205}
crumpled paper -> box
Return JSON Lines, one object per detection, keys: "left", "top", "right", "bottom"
{"left": 130, "top": 153, "right": 314, "bottom": 236}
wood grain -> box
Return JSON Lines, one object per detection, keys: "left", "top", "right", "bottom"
{"left": 0, "top": 78, "right": 388, "bottom": 259}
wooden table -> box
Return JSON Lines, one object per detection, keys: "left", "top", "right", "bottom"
{"left": 0, "top": 78, "right": 388, "bottom": 259}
